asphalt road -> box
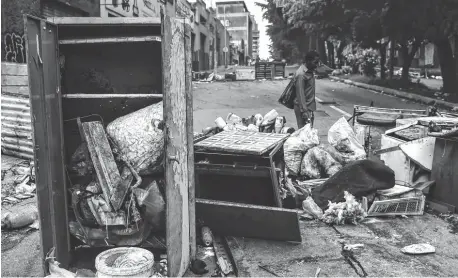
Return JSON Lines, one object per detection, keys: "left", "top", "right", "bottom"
{"left": 1, "top": 77, "right": 449, "bottom": 277}
{"left": 193, "top": 78, "right": 427, "bottom": 138}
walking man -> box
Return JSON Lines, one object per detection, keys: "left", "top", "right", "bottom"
{"left": 294, "top": 50, "right": 320, "bottom": 128}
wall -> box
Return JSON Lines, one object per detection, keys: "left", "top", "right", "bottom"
{"left": 100, "top": 0, "right": 161, "bottom": 17}
{"left": 1, "top": 0, "right": 41, "bottom": 63}
{"left": 52, "top": 0, "right": 100, "bottom": 16}
{"left": 1, "top": 63, "right": 33, "bottom": 159}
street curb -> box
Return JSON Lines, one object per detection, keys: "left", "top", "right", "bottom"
{"left": 329, "top": 76, "right": 457, "bottom": 111}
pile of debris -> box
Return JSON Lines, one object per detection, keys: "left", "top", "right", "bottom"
{"left": 196, "top": 109, "right": 296, "bottom": 141}
{"left": 67, "top": 102, "right": 166, "bottom": 247}
{"left": 193, "top": 71, "right": 231, "bottom": 83}
{"left": 1, "top": 160, "right": 36, "bottom": 204}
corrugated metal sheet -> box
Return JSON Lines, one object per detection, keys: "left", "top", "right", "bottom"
{"left": 1, "top": 62, "right": 34, "bottom": 160}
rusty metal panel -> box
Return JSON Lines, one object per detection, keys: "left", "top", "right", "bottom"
{"left": 1, "top": 62, "right": 33, "bottom": 160}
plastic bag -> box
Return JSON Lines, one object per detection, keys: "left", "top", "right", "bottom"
{"left": 293, "top": 124, "right": 320, "bottom": 147}
{"left": 283, "top": 137, "right": 307, "bottom": 176}
{"left": 107, "top": 102, "right": 164, "bottom": 175}
{"left": 302, "top": 196, "right": 324, "bottom": 219}
{"left": 319, "top": 144, "right": 363, "bottom": 165}
{"left": 328, "top": 117, "right": 366, "bottom": 157}
{"left": 284, "top": 124, "right": 320, "bottom": 176}
{"left": 300, "top": 147, "right": 342, "bottom": 179}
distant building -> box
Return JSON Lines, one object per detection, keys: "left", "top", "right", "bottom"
{"left": 215, "top": 0, "right": 253, "bottom": 65}
{"left": 251, "top": 15, "right": 260, "bottom": 60}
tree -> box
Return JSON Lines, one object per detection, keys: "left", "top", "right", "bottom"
{"left": 257, "top": 0, "right": 302, "bottom": 62}
{"left": 381, "top": 0, "right": 431, "bottom": 83}
{"left": 282, "top": 0, "right": 354, "bottom": 68}
{"left": 422, "top": 0, "right": 458, "bottom": 100}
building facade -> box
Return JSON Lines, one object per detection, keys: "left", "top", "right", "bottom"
{"left": 2, "top": 0, "right": 100, "bottom": 63}
{"left": 215, "top": 0, "right": 253, "bottom": 65}
{"left": 251, "top": 15, "right": 259, "bottom": 60}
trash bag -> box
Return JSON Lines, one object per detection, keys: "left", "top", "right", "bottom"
{"left": 107, "top": 102, "right": 164, "bottom": 175}
{"left": 294, "top": 124, "right": 320, "bottom": 147}
{"left": 141, "top": 181, "right": 166, "bottom": 232}
{"left": 284, "top": 124, "right": 320, "bottom": 176}
{"left": 69, "top": 144, "right": 94, "bottom": 177}
{"left": 318, "top": 144, "right": 362, "bottom": 165}
{"left": 300, "top": 147, "right": 342, "bottom": 179}
{"left": 283, "top": 137, "right": 307, "bottom": 176}
{"left": 311, "top": 160, "right": 395, "bottom": 210}
{"left": 328, "top": 117, "right": 366, "bottom": 158}
{"left": 302, "top": 196, "right": 324, "bottom": 219}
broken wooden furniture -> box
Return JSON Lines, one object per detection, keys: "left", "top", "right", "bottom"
{"left": 194, "top": 130, "right": 290, "bottom": 207}
{"left": 430, "top": 138, "right": 458, "bottom": 213}
{"left": 26, "top": 16, "right": 194, "bottom": 277}
{"left": 196, "top": 199, "right": 301, "bottom": 242}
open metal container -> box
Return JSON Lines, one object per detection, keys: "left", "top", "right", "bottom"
{"left": 25, "top": 15, "right": 195, "bottom": 276}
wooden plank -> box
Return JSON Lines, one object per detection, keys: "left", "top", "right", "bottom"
{"left": 80, "top": 121, "right": 122, "bottom": 210}
{"left": 269, "top": 143, "right": 284, "bottom": 207}
{"left": 59, "top": 36, "right": 162, "bottom": 45}
{"left": 184, "top": 21, "right": 196, "bottom": 260}
{"left": 62, "top": 93, "right": 163, "bottom": 99}
{"left": 1, "top": 75, "right": 29, "bottom": 86}
{"left": 2, "top": 63, "right": 28, "bottom": 76}
{"left": 163, "top": 15, "right": 192, "bottom": 277}
{"left": 40, "top": 20, "right": 71, "bottom": 268}
{"left": 25, "top": 16, "right": 54, "bottom": 275}
{"left": 196, "top": 199, "right": 301, "bottom": 242}
{"left": 47, "top": 17, "right": 161, "bottom": 25}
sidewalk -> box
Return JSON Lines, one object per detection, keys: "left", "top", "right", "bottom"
{"left": 329, "top": 76, "right": 458, "bottom": 111}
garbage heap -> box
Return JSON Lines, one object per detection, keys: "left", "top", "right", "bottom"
{"left": 67, "top": 102, "right": 166, "bottom": 247}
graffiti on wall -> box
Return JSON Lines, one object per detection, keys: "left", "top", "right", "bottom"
{"left": 3, "top": 32, "right": 26, "bottom": 63}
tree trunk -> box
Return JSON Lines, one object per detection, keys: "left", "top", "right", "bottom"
{"left": 400, "top": 41, "right": 421, "bottom": 84}
{"left": 317, "top": 38, "right": 328, "bottom": 65}
{"left": 326, "top": 41, "right": 335, "bottom": 68}
{"left": 389, "top": 39, "right": 396, "bottom": 79}
{"left": 380, "top": 43, "right": 387, "bottom": 80}
{"left": 436, "top": 37, "right": 457, "bottom": 101}
{"left": 336, "top": 41, "right": 346, "bottom": 69}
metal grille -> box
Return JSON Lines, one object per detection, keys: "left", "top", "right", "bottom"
{"left": 195, "top": 130, "right": 289, "bottom": 155}
{"left": 368, "top": 196, "right": 425, "bottom": 217}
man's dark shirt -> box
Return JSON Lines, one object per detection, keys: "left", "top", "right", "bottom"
{"left": 294, "top": 64, "right": 316, "bottom": 112}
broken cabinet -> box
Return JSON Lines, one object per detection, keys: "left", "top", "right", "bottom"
{"left": 25, "top": 15, "right": 194, "bottom": 277}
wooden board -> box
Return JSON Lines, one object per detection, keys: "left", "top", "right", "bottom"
{"left": 195, "top": 130, "right": 289, "bottom": 155}
{"left": 40, "top": 19, "right": 71, "bottom": 269}
{"left": 80, "top": 121, "right": 122, "bottom": 210}
{"left": 431, "top": 138, "right": 458, "bottom": 211}
{"left": 163, "top": 15, "right": 194, "bottom": 277}
{"left": 196, "top": 199, "right": 301, "bottom": 242}
{"left": 26, "top": 16, "right": 54, "bottom": 274}
{"left": 184, "top": 21, "right": 196, "bottom": 260}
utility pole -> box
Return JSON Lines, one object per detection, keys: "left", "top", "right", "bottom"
{"left": 224, "top": 4, "right": 227, "bottom": 68}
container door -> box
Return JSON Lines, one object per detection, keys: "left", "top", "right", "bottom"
{"left": 25, "top": 15, "right": 69, "bottom": 273}
{"left": 162, "top": 15, "right": 196, "bottom": 277}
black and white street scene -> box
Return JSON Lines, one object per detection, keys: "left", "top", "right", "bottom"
{"left": 2, "top": 0, "right": 458, "bottom": 277}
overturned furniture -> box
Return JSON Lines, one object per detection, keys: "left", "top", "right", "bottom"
{"left": 26, "top": 16, "right": 194, "bottom": 277}
{"left": 194, "top": 130, "right": 289, "bottom": 207}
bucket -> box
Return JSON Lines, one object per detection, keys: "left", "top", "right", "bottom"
{"left": 95, "top": 247, "right": 155, "bottom": 277}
